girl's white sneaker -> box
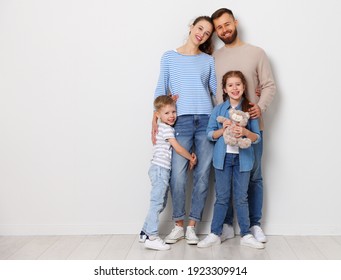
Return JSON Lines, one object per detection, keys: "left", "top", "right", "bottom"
{"left": 240, "top": 234, "right": 265, "bottom": 249}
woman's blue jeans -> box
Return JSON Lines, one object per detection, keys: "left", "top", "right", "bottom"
{"left": 170, "top": 115, "right": 213, "bottom": 222}
{"left": 212, "top": 153, "right": 251, "bottom": 237}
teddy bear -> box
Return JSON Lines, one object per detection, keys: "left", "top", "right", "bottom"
{"left": 217, "top": 108, "right": 252, "bottom": 149}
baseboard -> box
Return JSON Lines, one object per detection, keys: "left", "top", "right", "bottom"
{"left": 1, "top": 223, "right": 340, "bottom": 236}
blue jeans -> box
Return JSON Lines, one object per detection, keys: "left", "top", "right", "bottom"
{"left": 170, "top": 115, "right": 213, "bottom": 221}
{"left": 212, "top": 154, "right": 251, "bottom": 237}
{"left": 224, "top": 131, "right": 263, "bottom": 227}
{"left": 142, "top": 164, "right": 170, "bottom": 236}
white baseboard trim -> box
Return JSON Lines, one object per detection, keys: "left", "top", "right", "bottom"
{"left": 0, "top": 223, "right": 340, "bottom": 236}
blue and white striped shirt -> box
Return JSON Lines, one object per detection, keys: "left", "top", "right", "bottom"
{"left": 154, "top": 50, "right": 217, "bottom": 116}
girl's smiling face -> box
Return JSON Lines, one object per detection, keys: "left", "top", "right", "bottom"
{"left": 224, "top": 76, "right": 245, "bottom": 103}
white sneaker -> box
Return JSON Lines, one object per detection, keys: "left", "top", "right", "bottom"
{"left": 197, "top": 233, "right": 221, "bottom": 248}
{"left": 250, "top": 225, "right": 267, "bottom": 243}
{"left": 185, "top": 226, "right": 199, "bottom": 245}
{"left": 240, "top": 234, "right": 265, "bottom": 249}
{"left": 144, "top": 236, "right": 170, "bottom": 251}
{"left": 164, "top": 225, "right": 184, "bottom": 244}
{"left": 220, "top": 224, "right": 235, "bottom": 242}
{"left": 139, "top": 230, "right": 147, "bottom": 243}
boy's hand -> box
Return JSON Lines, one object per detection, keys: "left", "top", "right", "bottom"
{"left": 189, "top": 153, "right": 197, "bottom": 170}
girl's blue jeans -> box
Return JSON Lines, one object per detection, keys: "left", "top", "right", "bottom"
{"left": 212, "top": 153, "right": 251, "bottom": 237}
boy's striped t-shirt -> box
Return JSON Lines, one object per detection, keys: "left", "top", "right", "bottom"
{"left": 151, "top": 122, "right": 175, "bottom": 170}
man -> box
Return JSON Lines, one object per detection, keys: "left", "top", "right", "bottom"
{"left": 211, "top": 8, "right": 276, "bottom": 243}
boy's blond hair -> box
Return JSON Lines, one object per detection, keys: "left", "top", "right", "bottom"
{"left": 154, "top": 95, "right": 176, "bottom": 111}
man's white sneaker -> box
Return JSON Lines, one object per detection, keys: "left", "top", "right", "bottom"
{"left": 220, "top": 224, "right": 235, "bottom": 242}
{"left": 250, "top": 225, "right": 267, "bottom": 243}
{"left": 164, "top": 225, "right": 184, "bottom": 244}
{"left": 197, "top": 233, "right": 221, "bottom": 248}
{"left": 145, "top": 236, "right": 170, "bottom": 251}
{"left": 185, "top": 226, "right": 199, "bottom": 245}
{"left": 139, "top": 230, "right": 147, "bottom": 243}
{"left": 240, "top": 234, "right": 265, "bottom": 249}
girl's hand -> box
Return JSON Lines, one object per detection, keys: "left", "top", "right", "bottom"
{"left": 223, "top": 119, "right": 232, "bottom": 130}
{"left": 233, "top": 126, "right": 245, "bottom": 138}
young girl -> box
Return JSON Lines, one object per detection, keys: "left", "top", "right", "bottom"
{"left": 197, "top": 70, "right": 264, "bottom": 249}
{"left": 151, "top": 15, "right": 216, "bottom": 245}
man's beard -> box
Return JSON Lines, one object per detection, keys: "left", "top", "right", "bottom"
{"left": 219, "top": 29, "right": 238, "bottom": 45}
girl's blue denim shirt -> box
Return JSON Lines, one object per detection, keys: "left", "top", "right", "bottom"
{"left": 207, "top": 99, "right": 261, "bottom": 172}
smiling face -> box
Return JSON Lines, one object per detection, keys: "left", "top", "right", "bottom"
{"left": 223, "top": 76, "right": 245, "bottom": 104}
{"left": 156, "top": 104, "right": 177, "bottom": 126}
{"left": 190, "top": 19, "right": 213, "bottom": 46}
{"left": 213, "top": 12, "right": 238, "bottom": 45}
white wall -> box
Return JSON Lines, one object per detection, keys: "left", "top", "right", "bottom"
{"left": 0, "top": 0, "right": 340, "bottom": 236}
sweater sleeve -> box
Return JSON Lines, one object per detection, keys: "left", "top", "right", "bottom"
{"left": 154, "top": 52, "right": 169, "bottom": 98}
{"left": 209, "top": 57, "right": 217, "bottom": 97}
{"left": 257, "top": 50, "right": 276, "bottom": 113}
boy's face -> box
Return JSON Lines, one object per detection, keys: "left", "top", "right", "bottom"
{"left": 156, "top": 104, "right": 177, "bottom": 126}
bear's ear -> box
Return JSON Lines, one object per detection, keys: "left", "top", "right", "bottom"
{"left": 245, "top": 112, "right": 250, "bottom": 119}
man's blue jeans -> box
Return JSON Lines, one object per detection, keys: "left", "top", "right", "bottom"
{"left": 170, "top": 115, "right": 213, "bottom": 222}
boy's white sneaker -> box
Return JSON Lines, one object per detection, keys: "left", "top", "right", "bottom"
{"left": 139, "top": 230, "right": 147, "bottom": 243}
{"left": 250, "top": 225, "right": 267, "bottom": 243}
{"left": 185, "top": 226, "right": 199, "bottom": 245}
{"left": 197, "top": 233, "right": 221, "bottom": 248}
{"left": 240, "top": 234, "right": 265, "bottom": 249}
{"left": 220, "top": 224, "right": 235, "bottom": 242}
{"left": 164, "top": 225, "right": 184, "bottom": 244}
{"left": 144, "top": 236, "right": 170, "bottom": 251}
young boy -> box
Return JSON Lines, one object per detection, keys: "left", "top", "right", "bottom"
{"left": 140, "top": 95, "right": 197, "bottom": 250}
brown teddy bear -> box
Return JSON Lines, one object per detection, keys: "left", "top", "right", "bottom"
{"left": 217, "top": 108, "right": 252, "bottom": 149}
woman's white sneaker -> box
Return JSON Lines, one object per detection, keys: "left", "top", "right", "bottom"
{"left": 145, "top": 236, "right": 170, "bottom": 251}
{"left": 185, "top": 226, "right": 199, "bottom": 245}
{"left": 250, "top": 225, "right": 267, "bottom": 243}
{"left": 197, "top": 233, "right": 221, "bottom": 248}
{"left": 164, "top": 225, "right": 184, "bottom": 244}
{"left": 240, "top": 234, "right": 265, "bottom": 249}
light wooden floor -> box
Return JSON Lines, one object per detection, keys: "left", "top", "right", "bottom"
{"left": 1, "top": 234, "right": 341, "bottom": 260}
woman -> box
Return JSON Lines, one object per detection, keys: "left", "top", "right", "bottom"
{"left": 151, "top": 16, "right": 216, "bottom": 245}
